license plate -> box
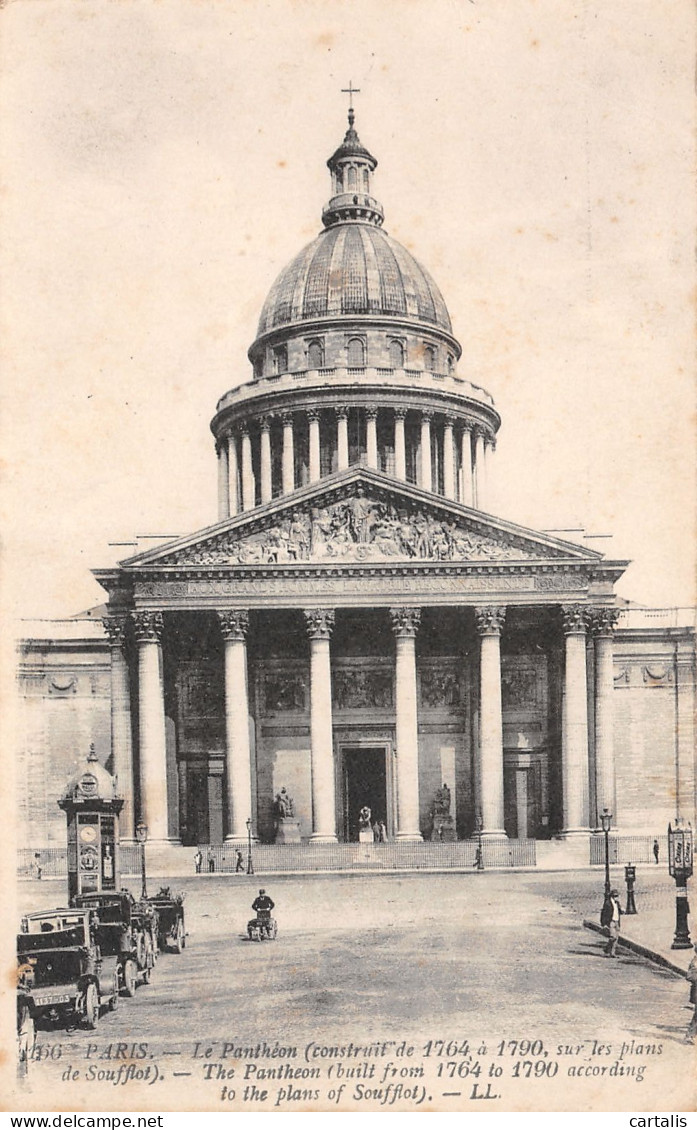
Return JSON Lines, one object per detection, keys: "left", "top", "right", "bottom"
{"left": 34, "top": 994, "right": 71, "bottom": 1006}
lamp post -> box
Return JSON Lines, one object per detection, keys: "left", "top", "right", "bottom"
{"left": 135, "top": 822, "right": 148, "bottom": 900}
{"left": 600, "top": 808, "right": 612, "bottom": 919}
{"left": 668, "top": 821, "right": 693, "bottom": 950}
{"left": 246, "top": 818, "right": 254, "bottom": 876}
{"left": 475, "top": 811, "right": 484, "bottom": 871}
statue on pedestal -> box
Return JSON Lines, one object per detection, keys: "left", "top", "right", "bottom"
{"left": 273, "top": 787, "right": 301, "bottom": 843}
{"left": 358, "top": 804, "right": 373, "bottom": 843}
{"left": 430, "top": 782, "right": 456, "bottom": 842}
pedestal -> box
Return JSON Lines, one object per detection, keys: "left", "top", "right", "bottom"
{"left": 430, "top": 815, "right": 456, "bottom": 842}
{"left": 274, "top": 818, "right": 302, "bottom": 844}
{"left": 358, "top": 827, "right": 374, "bottom": 844}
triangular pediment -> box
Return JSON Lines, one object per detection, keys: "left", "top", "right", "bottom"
{"left": 120, "top": 468, "right": 603, "bottom": 570}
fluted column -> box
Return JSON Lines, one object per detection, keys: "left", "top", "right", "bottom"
{"left": 103, "top": 614, "right": 135, "bottom": 840}
{"left": 304, "top": 609, "right": 337, "bottom": 842}
{"left": 390, "top": 607, "right": 423, "bottom": 841}
{"left": 132, "top": 611, "right": 170, "bottom": 842}
{"left": 475, "top": 606, "right": 507, "bottom": 837}
{"left": 260, "top": 418, "right": 272, "bottom": 504}
{"left": 473, "top": 427, "right": 487, "bottom": 510}
{"left": 241, "top": 427, "right": 255, "bottom": 510}
{"left": 484, "top": 435, "right": 495, "bottom": 512}
{"left": 460, "top": 423, "right": 474, "bottom": 507}
{"left": 366, "top": 406, "right": 378, "bottom": 469}
{"left": 336, "top": 406, "right": 349, "bottom": 471}
{"left": 217, "top": 440, "right": 230, "bottom": 521}
{"left": 443, "top": 415, "right": 455, "bottom": 499}
{"left": 228, "top": 432, "right": 239, "bottom": 518}
{"left": 218, "top": 611, "right": 253, "bottom": 842}
{"left": 281, "top": 412, "right": 295, "bottom": 494}
{"left": 562, "top": 605, "right": 590, "bottom": 835}
{"left": 308, "top": 409, "right": 321, "bottom": 482}
{"left": 420, "top": 411, "right": 433, "bottom": 492}
{"left": 394, "top": 407, "right": 407, "bottom": 481}
{"left": 590, "top": 608, "right": 620, "bottom": 825}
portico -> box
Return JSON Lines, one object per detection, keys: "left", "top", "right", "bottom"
{"left": 97, "top": 469, "right": 626, "bottom": 849}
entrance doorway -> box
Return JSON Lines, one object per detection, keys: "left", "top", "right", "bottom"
{"left": 342, "top": 746, "right": 388, "bottom": 841}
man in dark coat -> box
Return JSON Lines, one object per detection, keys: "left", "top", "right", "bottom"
{"left": 600, "top": 888, "right": 622, "bottom": 957}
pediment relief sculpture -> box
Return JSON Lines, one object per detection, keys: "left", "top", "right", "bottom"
{"left": 163, "top": 495, "right": 543, "bottom": 566}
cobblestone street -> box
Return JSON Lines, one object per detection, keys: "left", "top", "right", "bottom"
{"left": 16, "top": 868, "right": 695, "bottom": 1112}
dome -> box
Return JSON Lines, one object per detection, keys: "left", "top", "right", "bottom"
{"left": 62, "top": 744, "right": 118, "bottom": 804}
{"left": 256, "top": 223, "right": 453, "bottom": 338}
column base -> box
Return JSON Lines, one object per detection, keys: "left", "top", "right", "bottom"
{"left": 559, "top": 828, "right": 591, "bottom": 839}
{"left": 395, "top": 831, "right": 423, "bottom": 842}
{"left": 224, "top": 834, "right": 258, "bottom": 845}
{"left": 309, "top": 834, "right": 338, "bottom": 844}
{"left": 480, "top": 829, "right": 508, "bottom": 841}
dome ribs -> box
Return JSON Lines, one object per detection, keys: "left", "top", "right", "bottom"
{"left": 302, "top": 229, "right": 338, "bottom": 319}
{"left": 358, "top": 225, "right": 384, "bottom": 314}
{"left": 340, "top": 226, "right": 369, "bottom": 314}
{"left": 371, "top": 229, "right": 408, "bottom": 317}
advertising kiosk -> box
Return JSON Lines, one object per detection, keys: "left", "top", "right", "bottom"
{"left": 58, "top": 744, "right": 124, "bottom": 902}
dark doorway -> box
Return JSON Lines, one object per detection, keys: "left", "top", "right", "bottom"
{"left": 187, "top": 769, "right": 210, "bottom": 845}
{"left": 343, "top": 747, "right": 388, "bottom": 841}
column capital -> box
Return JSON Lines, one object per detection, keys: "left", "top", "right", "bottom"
{"left": 443, "top": 413, "right": 455, "bottom": 428}
{"left": 475, "top": 605, "right": 506, "bottom": 636}
{"left": 561, "top": 604, "right": 589, "bottom": 635}
{"left": 588, "top": 607, "right": 621, "bottom": 638}
{"left": 131, "top": 611, "right": 163, "bottom": 643}
{"left": 215, "top": 438, "right": 227, "bottom": 458}
{"left": 259, "top": 416, "right": 272, "bottom": 433}
{"left": 304, "top": 608, "right": 335, "bottom": 639}
{"left": 473, "top": 424, "right": 487, "bottom": 440}
{"left": 102, "top": 613, "right": 129, "bottom": 646}
{"left": 335, "top": 404, "right": 350, "bottom": 420}
{"left": 281, "top": 411, "right": 293, "bottom": 427}
{"left": 365, "top": 404, "right": 378, "bottom": 421}
{"left": 218, "top": 609, "right": 250, "bottom": 641}
{"left": 394, "top": 406, "right": 408, "bottom": 421}
{"left": 307, "top": 407, "right": 320, "bottom": 422}
{"left": 461, "top": 419, "right": 474, "bottom": 434}
{"left": 240, "top": 423, "right": 250, "bottom": 438}
{"left": 390, "top": 607, "right": 421, "bottom": 638}
{"left": 421, "top": 409, "right": 434, "bottom": 423}
{"left": 486, "top": 434, "right": 497, "bottom": 451}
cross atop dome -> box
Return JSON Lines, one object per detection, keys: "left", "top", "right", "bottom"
{"left": 341, "top": 80, "right": 361, "bottom": 127}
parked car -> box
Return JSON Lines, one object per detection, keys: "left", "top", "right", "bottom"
{"left": 73, "top": 891, "right": 154, "bottom": 993}
{"left": 146, "top": 887, "right": 186, "bottom": 953}
{"left": 17, "top": 908, "right": 119, "bottom": 1037}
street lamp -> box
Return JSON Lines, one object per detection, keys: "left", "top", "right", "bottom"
{"left": 668, "top": 821, "right": 693, "bottom": 950}
{"left": 246, "top": 818, "right": 254, "bottom": 876}
{"left": 135, "top": 822, "right": 148, "bottom": 899}
{"left": 474, "top": 811, "right": 484, "bottom": 871}
{"left": 600, "top": 808, "right": 613, "bottom": 919}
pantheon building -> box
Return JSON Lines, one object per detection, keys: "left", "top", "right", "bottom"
{"left": 18, "top": 110, "right": 695, "bottom": 860}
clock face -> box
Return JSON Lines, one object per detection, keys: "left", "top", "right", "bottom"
{"left": 80, "top": 825, "right": 97, "bottom": 843}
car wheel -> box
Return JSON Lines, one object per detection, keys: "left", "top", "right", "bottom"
{"left": 122, "top": 959, "right": 137, "bottom": 998}
{"left": 83, "top": 983, "right": 100, "bottom": 1030}
{"left": 173, "top": 922, "right": 184, "bottom": 954}
{"left": 108, "top": 974, "right": 119, "bottom": 1011}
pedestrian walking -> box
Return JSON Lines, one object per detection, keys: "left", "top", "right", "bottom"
{"left": 600, "top": 888, "right": 622, "bottom": 957}
{"left": 207, "top": 849, "right": 215, "bottom": 873}
{"left": 653, "top": 838, "right": 660, "bottom": 864}
{"left": 685, "top": 943, "right": 697, "bottom": 1044}
{"left": 33, "top": 852, "right": 42, "bottom": 881}
{"left": 194, "top": 849, "right": 203, "bottom": 874}
{"left": 235, "top": 849, "right": 244, "bottom": 873}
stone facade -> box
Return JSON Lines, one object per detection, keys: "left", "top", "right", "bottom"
{"left": 14, "top": 111, "right": 696, "bottom": 854}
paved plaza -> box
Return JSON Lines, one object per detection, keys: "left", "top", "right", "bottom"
{"left": 15, "top": 867, "right": 695, "bottom": 1112}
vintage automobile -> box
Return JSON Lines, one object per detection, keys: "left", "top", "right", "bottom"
{"left": 17, "top": 908, "right": 119, "bottom": 1038}
{"left": 146, "top": 887, "right": 186, "bottom": 953}
{"left": 73, "top": 891, "right": 155, "bottom": 993}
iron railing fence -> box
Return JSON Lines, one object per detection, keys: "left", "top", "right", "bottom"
{"left": 589, "top": 834, "right": 668, "bottom": 866}
{"left": 200, "top": 839, "right": 537, "bottom": 873}
{"left": 18, "top": 845, "right": 142, "bottom": 879}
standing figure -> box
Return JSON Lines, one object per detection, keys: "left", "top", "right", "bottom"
{"left": 194, "top": 849, "right": 203, "bottom": 874}
{"left": 235, "top": 850, "right": 244, "bottom": 873}
{"left": 653, "top": 839, "right": 660, "bottom": 864}
{"left": 207, "top": 849, "right": 215, "bottom": 873}
{"left": 600, "top": 888, "right": 622, "bottom": 957}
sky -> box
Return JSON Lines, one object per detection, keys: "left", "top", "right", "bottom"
{"left": 1, "top": 0, "right": 695, "bottom": 622}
